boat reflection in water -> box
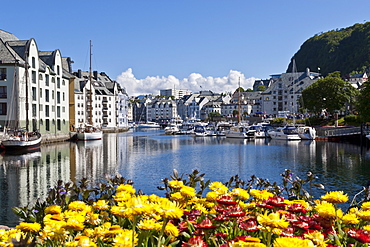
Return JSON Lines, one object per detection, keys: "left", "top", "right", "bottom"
{"left": 0, "top": 129, "right": 370, "bottom": 227}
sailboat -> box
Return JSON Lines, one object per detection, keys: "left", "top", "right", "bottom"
{"left": 225, "top": 78, "right": 256, "bottom": 138}
{"left": 75, "top": 41, "right": 103, "bottom": 141}
{"left": 1, "top": 58, "right": 42, "bottom": 152}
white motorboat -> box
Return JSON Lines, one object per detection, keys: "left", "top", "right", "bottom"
{"left": 164, "top": 125, "right": 180, "bottom": 135}
{"left": 225, "top": 126, "right": 256, "bottom": 138}
{"left": 297, "top": 126, "right": 316, "bottom": 140}
{"left": 267, "top": 125, "right": 301, "bottom": 140}
{"left": 136, "top": 122, "right": 161, "bottom": 128}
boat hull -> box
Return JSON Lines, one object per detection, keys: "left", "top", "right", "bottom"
{"left": 1, "top": 133, "right": 42, "bottom": 153}
{"left": 76, "top": 131, "right": 103, "bottom": 141}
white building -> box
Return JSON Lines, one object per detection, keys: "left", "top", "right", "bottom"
{"left": 160, "top": 89, "right": 192, "bottom": 99}
{"left": 72, "top": 70, "right": 118, "bottom": 129}
{"left": 0, "top": 30, "right": 71, "bottom": 139}
{"left": 147, "top": 98, "right": 177, "bottom": 121}
{"left": 261, "top": 68, "right": 320, "bottom": 116}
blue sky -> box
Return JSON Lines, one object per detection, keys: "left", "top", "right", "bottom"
{"left": 2, "top": 0, "right": 369, "bottom": 95}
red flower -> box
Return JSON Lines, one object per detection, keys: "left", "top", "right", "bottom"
{"left": 266, "top": 196, "right": 286, "bottom": 207}
{"left": 214, "top": 214, "right": 229, "bottom": 221}
{"left": 194, "top": 218, "right": 217, "bottom": 229}
{"left": 347, "top": 229, "right": 370, "bottom": 243}
{"left": 256, "top": 202, "right": 274, "bottom": 209}
{"left": 288, "top": 203, "right": 307, "bottom": 213}
{"left": 216, "top": 195, "right": 237, "bottom": 205}
{"left": 225, "top": 206, "right": 246, "bottom": 217}
{"left": 214, "top": 204, "right": 228, "bottom": 213}
{"left": 239, "top": 218, "right": 258, "bottom": 231}
{"left": 280, "top": 227, "right": 295, "bottom": 237}
{"left": 182, "top": 236, "right": 208, "bottom": 247}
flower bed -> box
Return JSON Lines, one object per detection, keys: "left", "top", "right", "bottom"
{"left": 3, "top": 169, "right": 370, "bottom": 246}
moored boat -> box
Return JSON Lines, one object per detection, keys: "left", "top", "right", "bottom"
{"left": 267, "top": 125, "right": 301, "bottom": 140}
{"left": 225, "top": 126, "right": 256, "bottom": 138}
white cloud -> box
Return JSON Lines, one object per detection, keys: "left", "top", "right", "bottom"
{"left": 116, "top": 68, "right": 258, "bottom": 96}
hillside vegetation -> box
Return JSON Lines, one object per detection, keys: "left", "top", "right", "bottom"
{"left": 287, "top": 22, "right": 370, "bottom": 75}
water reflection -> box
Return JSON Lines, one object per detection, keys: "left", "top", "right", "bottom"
{"left": 0, "top": 128, "right": 370, "bottom": 227}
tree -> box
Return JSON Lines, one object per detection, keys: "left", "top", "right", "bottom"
{"left": 233, "top": 87, "right": 245, "bottom": 94}
{"left": 257, "top": 85, "right": 266, "bottom": 91}
{"left": 357, "top": 80, "right": 370, "bottom": 122}
{"left": 301, "top": 74, "right": 359, "bottom": 115}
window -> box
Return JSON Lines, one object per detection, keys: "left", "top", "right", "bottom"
{"left": 32, "top": 57, "right": 36, "bottom": 68}
{"left": 52, "top": 90, "right": 54, "bottom": 100}
{"left": 0, "top": 68, "right": 6, "bottom": 80}
{"left": 45, "top": 74, "right": 49, "bottom": 86}
{"left": 39, "top": 88, "right": 42, "bottom": 98}
{"left": 0, "top": 86, "right": 6, "bottom": 98}
{"left": 45, "top": 105, "right": 49, "bottom": 117}
{"left": 0, "top": 103, "right": 6, "bottom": 115}
{"left": 62, "top": 80, "right": 65, "bottom": 86}
{"left": 57, "top": 92, "right": 60, "bottom": 103}
{"left": 57, "top": 106, "right": 60, "bottom": 117}
{"left": 57, "top": 119, "right": 61, "bottom": 130}
{"left": 39, "top": 104, "right": 43, "bottom": 111}
{"left": 32, "top": 104, "right": 37, "bottom": 117}
{"left": 57, "top": 65, "right": 60, "bottom": 75}
{"left": 32, "top": 71, "right": 36, "bottom": 84}
{"left": 46, "top": 119, "right": 50, "bottom": 131}
{"left": 57, "top": 78, "right": 60, "bottom": 88}
{"left": 45, "top": 89, "right": 49, "bottom": 102}
{"left": 62, "top": 92, "right": 65, "bottom": 101}
{"left": 32, "top": 87, "right": 37, "bottom": 101}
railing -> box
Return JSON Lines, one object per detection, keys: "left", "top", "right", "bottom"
{"left": 324, "top": 127, "right": 362, "bottom": 137}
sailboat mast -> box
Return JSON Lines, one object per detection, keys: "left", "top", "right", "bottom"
{"left": 25, "top": 53, "right": 29, "bottom": 131}
{"left": 238, "top": 77, "right": 241, "bottom": 124}
{"left": 89, "top": 40, "right": 93, "bottom": 126}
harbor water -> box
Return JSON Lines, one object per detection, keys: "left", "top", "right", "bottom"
{"left": 1, "top": 128, "right": 370, "bottom": 226}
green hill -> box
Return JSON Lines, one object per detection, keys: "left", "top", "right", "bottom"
{"left": 287, "top": 22, "right": 370, "bottom": 76}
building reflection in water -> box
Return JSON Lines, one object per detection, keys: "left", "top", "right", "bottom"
{"left": 0, "top": 129, "right": 369, "bottom": 227}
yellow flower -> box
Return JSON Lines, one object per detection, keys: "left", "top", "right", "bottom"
{"left": 168, "top": 180, "right": 184, "bottom": 189}
{"left": 65, "top": 218, "right": 85, "bottom": 231}
{"left": 138, "top": 218, "right": 161, "bottom": 230}
{"left": 93, "top": 200, "right": 109, "bottom": 211}
{"left": 164, "top": 222, "right": 180, "bottom": 237}
{"left": 364, "top": 225, "right": 370, "bottom": 231}
{"left": 170, "top": 192, "right": 185, "bottom": 202}
{"left": 232, "top": 188, "right": 250, "bottom": 200}
{"left": 114, "top": 191, "right": 132, "bottom": 202}
{"left": 68, "top": 201, "right": 91, "bottom": 212}
{"left": 116, "top": 184, "right": 136, "bottom": 194}
{"left": 342, "top": 213, "right": 359, "bottom": 224}
{"left": 206, "top": 191, "right": 218, "bottom": 201}
{"left": 16, "top": 222, "right": 41, "bottom": 233}
{"left": 257, "top": 212, "right": 289, "bottom": 229}
{"left": 113, "top": 229, "right": 137, "bottom": 247}
{"left": 86, "top": 213, "right": 101, "bottom": 225}
{"left": 230, "top": 242, "right": 266, "bottom": 247}
{"left": 250, "top": 189, "right": 274, "bottom": 201}
{"left": 75, "top": 236, "right": 97, "bottom": 247}
{"left": 45, "top": 205, "right": 62, "bottom": 214}
{"left": 158, "top": 200, "right": 184, "bottom": 219}
{"left": 180, "top": 186, "right": 196, "bottom": 198}
{"left": 40, "top": 222, "right": 69, "bottom": 242}
{"left": 362, "top": 201, "right": 370, "bottom": 210}
{"left": 274, "top": 237, "right": 315, "bottom": 247}
{"left": 315, "top": 201, "right": 338, "bottom": 219}
{"left": 209, "top": 181, "right": 228, "bottom": 194}
{"left": 321, "top": 191, "right": 348, "bottom": 203}
{"left": 357, "top": 210, "right": 370, "bottom": 221}
{"left": 304, "top": 231, "right": 327, "bottom": 247}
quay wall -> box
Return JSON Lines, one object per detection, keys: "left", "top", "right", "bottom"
{"left": 41, "top": 127, "right": 130, "bottom": 144}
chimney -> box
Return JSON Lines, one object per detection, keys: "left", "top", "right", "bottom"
{"left": 93, "top": 71, "right": 98, "bottom": 80}
{"left": 78, "top": 69, "right": 82, "bottom": 78}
